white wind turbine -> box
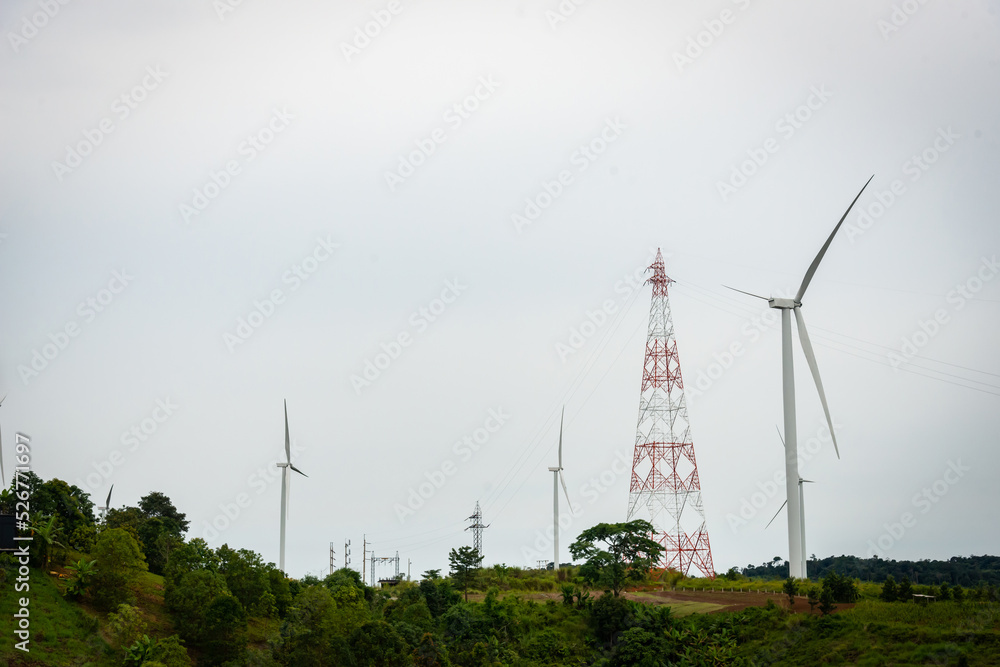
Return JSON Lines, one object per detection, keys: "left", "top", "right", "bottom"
{"left": 98, "top": 484, "right": 114, "bottom": 522}
{"left": 728, "top": 176, "right": 872, "bottom": 579}
{"left": 277, "top": 399, "right": 307, "bottom": 574}
{"left": 765, "top": 427, "right": 815, "bottom": 573}
{"left": 548, "top": 407, "right": 572, "bottom": 571}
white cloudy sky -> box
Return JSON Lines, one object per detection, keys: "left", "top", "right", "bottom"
{"left": 1, "top": 0, "right": 998, "bottom": 580}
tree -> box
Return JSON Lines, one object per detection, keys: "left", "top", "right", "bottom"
{"left": 448, "top": 546, "right": 483, "bottom": 602}
{"left": 349, "top": 620, "right": 412, "bottom": 666}
{"left": 412, "top": 632, "right": 450, "bottom": 666}
{"left": 880, "top": 575, "right": 898, "bottom": 602}
{"left": 819, "top": 588, "right": 836, "bottom": 615}
{"left": 589, "top": 593, "right": 633, "bottom": 645}
{"left": 30, "top": 513, "right": 65, "bottom": 568}
{"left": 422, "top": 569, "right": 441, "bottom": 580}
{"left": 139, "top": 491, "right": 190, "bottom": 535}
{"left": 92, "top": 528, "right": 148, "bottom": 610}
{"left": 897, "top": 576, "right": 914, "bottom": 602}
{"left": 201, "top": 594, "right": 247, "bottom": 665}
{"left": 821, "top": 571, "right": 859, "bottom": 603}
{"left": 569, "top": 520, "right": 665, "bottom": 597}
{"left": 807, "top": 586, "right": 820, "bottom": 612}
{"left": 217, "top": 545, "right": 272, "bottom": 616}
{"left": 783, "top": 578, "right": 798, "bottom": 607}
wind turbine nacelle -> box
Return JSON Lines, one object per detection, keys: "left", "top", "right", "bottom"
{"left": 548, "top": 466, "right": 561, "bottom": 472}
{"left": 768, "top": 298, "right": 798, "bottom": 309}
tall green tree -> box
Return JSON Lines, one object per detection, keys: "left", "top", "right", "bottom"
{"left": 91, "top": 528, "right": 148, "bottom": 610}
{"left": 448, "top": 546, "right": 483, "bottom": 602}
{"left": 569, "top": 520, "right": 664, "bottom": 596}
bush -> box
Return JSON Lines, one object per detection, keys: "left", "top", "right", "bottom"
{"left": 821, "top": 571, "right": 859, "bottom": 603}
{"left": 590, "top": 593, "right": 633, "bottom": 644}
{"left": 91, "top": 529, "right": 148, "bottom": 610}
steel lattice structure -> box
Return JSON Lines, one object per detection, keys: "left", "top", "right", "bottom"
{"left": 626, "top": 249, "right": 715, "bottom": 578}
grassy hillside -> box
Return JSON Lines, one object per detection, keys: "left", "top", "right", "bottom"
{"left": 0, "top": 568, "right": 114, "bottom": 666}
{"left": 3, "top": 563, "right": 998, "bottom": 665}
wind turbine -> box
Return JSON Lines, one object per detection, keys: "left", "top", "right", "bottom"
{"left": 765, "top": 427, "right": 815, "bottom": 576}
{"left": 98, "top": 484, "right": 114, "bottom": 522}
{"left": 277, "top": 399, "right": 307, "bottom": 574}
{"left": 547, "top": 407, "right": 571, "bottom": 571}
{"left": 728, "top": 176, "right": 872, "bottom": 579}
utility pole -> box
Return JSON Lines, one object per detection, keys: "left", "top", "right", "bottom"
{"left": 465, "top": 501, "right": 489, "bottom": 559}
{"left": 345, "top": 539, "right": 351, "bottom": 569}
{"left": 329, "top": 542, "right": 336, "bottom": 576}
{"left": 408, "top": 558, "right": 411, "bottom": 581}
{"left": 362, "top": 535, "right": 366, "bottom": 583}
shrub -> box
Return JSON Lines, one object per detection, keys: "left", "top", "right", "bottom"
{"left": 92, "top": 529, "right": 147, "bottom": 610}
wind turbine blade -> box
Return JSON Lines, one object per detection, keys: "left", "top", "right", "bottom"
{"left": 722, "top": 285, "right": 769, "bottom": 301}
{"left": 106, "top": 484, "right": 114, "bottom": 509}
{"left": 765, "top": 499, "right": 787, "bottom": 530}
{"left": 284, "top": 399, "right": 291, "bottom": 464}
{"left": 558, "top": 406, "right": 564, "bottom": 469}
{"left": 559, "top": 471, "right": 571, "bottom": 507}
{"left": 801, "top": 479, "right": 815, "bottom": 483}
{"left": 795, "top": 175, "right": 874, "bottom": 303}
{"left": 794, "top": 308, "right": 840, "bottom": 459}
{"left": 289, "top": 464, "right": 308, "bottom": 478}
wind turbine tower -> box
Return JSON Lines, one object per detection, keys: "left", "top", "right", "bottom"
{"left": 277, "top": 399, "right": 307, "bottom": 574}
{"left": 626, "top": 249, "right": 715, "bottom": 578}
{"left": 548, "top": 407, "right": 571, "bottom": 571}
{"left": 728, "top": 176, "right": 872, "bottom": 579}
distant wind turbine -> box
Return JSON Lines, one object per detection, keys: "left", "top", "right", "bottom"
{"left": 99, "top": 484, "right": 114, "bottom": 521}
{"left": 766, "top": 427, "right": 815, "bottom": 576}
{"left": 727, "top": 176, "right": 873, "bottom": 579}
{"left": 277, "top": 399, "right": 307, "bottom": 574}
{"left": 547, "top": 407, "right": 571, "bottom": 571}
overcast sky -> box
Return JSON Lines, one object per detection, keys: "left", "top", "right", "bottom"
{"left": 2, "top": 0, "right": 998, "bottom": 581}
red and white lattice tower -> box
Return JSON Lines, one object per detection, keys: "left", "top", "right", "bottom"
{"left": 626, "top": 249, "right": 715, "bottom": 578}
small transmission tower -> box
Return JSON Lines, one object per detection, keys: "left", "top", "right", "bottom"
{"left": 626, "top": 249, "right": 715, "bottom": 578}
{"left": 465, "top": 501, "right": 489, "bottom": 558}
